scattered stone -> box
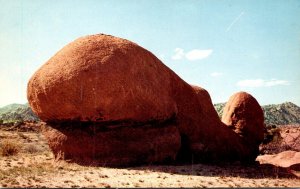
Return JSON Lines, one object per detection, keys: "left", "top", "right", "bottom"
{"left": 257, "top": 150, "right": 300, "bottom": 177}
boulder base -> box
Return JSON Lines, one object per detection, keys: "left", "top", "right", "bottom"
{"left": 42, "top": 121, "right": 181, "bottom": 167}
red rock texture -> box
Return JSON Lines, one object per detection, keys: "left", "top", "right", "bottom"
{"left": 27, "top": 34, "right": 182, "bottom": 166}
{"left": 177, "top": 86, "right": 254, "bottom": 162}
{"left": 221, "top": 92, "right": 265, "bottom": 159}
{"left": 222, "top": 92, "right": 265, "bottom": 145}
{"left": 257, "top": 150, "right": 300, "bottom": 172}
{"left": 27, "top": 34, "right": 177, "bottom": 123}
{"left": 279, "top": 126, "right": 300, "bottom": 152}
{"left": 27, "top": 34, "right": 265, "bottom": 166}
{"left": 260, "top": 125, "right": 300, "bottom": 154}
{"left": 191, "top": 86, "right": 220, "bottom": 122}
{"left": 41, "top": 122, "right": 181, "bottom": 167}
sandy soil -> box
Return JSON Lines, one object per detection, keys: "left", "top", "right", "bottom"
{"left": 0, "top": 125, "right": 299, "bottom": 188}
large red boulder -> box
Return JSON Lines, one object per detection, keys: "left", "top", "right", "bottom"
{"left": 27, "top": 34, "right": 265, "bottom": 166}
{"left": 27, "top": 34, "right": 177, "bottom": 123}
{"left": 28, "top": 34, "right": 182, "bottom": 166}
{"left": 177, "top": 86, "right": 253, "bottom": 162}
{"left": 222, "top": 92, "right": 265, "bottom": 158}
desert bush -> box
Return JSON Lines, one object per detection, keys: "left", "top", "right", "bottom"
{"left": 24, "top": 144, "right": 40, "bottom": 154}
{"left": 17, "top": 132, "right": 28, "bottom": 139}
{"left": 0, "top": 139, "right": 21, "bottom": 156}
{"left": 260, "top": 125, "right": 300, "bottom": 154}
{"left": 260, "top": 140, "right": 291, "bottom": 155}
{"left": 260, "top": 124, "right": 283, "bottom": 154}
{"left": 262, "top": 124, "right": 281, "bottom": 144}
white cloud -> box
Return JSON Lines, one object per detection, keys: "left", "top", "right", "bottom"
{"left": 237, "top": 79, "right": 290, "bottom": 88}
{"left": 171, "top": 48, "right": 185, "bottom": 60}
{"left": 185, "top": 49, "right": 213, "bottom": 61}
{"left": 171, "top": 48, "right": 213, "bottom": 61}
{"left": 210, "top": 72, "right": 223, "bottom": 77}
{"left": 264, "top": 79, "right": 290, "bottom": 87}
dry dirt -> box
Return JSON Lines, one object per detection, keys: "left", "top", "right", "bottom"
{"left": 0, "top": 124, "right": 299, "bottom": 188}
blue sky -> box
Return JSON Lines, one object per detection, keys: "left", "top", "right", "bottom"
{"left": 0, "top": 0, "right": 299, "bottom": 107}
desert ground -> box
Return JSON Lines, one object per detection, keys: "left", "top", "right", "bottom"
{"left": 0, "top": 123, "right": 299, "bottom": 188}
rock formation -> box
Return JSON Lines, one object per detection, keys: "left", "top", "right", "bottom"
{"left": 27, "top": 34, "right": 177, "bottom": 123}
{"left": 256, "top": 150, "right": 300, "bottom": 175}
{"left": 222, "top": 92, "right": 265, "bottom": 143}
{"left": 28, "top": 34, "right": 182, "bottom": 166}
{"left": 177, "top": 86, "right": 256, "bottom": 162}
{"left": 222, "top": 92, "right": 265, "bottom": 159}
{"left": 42, "top": 122, "right": 180, "bottom": 166}
{"left": 27, "top": 34, "right": 265, "bottom": 166}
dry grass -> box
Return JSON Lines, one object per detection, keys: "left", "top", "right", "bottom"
{"left": 0, "top": 139, "right": 21, "bottom": 156}
{"left": 24, "top": 144, "right": 40, "bottom": 154}
{"left": 0, "top": 125, "right": 299, "bottom": 188}
{"left": 0, "top": 162, "right": 54, "bottom": 180}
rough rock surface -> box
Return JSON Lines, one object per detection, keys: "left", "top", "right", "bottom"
{"left": 178, "top": 86, "right": 255, "bottom": 162}
{"left": 222, "top": 92, "right": 265, "bottom": 146}
{"left": 27, "top": 34, "right": 177, "bottom": 123}
{"left": 27, "top": 34, "right": 265, "bottom": 166}
{"left": 256, "top": 151, "right": 300, "bottom": 173}
{"left": 260, "top": 125, "right": 300, "bottom": 155}
{"left": 41, "top": 122, "right": 181, "bottom": 167}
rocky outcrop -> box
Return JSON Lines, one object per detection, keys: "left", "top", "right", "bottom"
{"left": 28, "top": 34, "right": 182, "bottom": 166}
{"left": 214, "top": 102, "right": 300, "bottom": 125}
{"left": 222, "top": 92, "right": 265, "bottom": 144}
{"left": 263, "top": 102, "right": 300, "bottom": 125}
{"left": 177, "top": 87, "right": 258, "bottom": 162}
{"left": 260, "top": 125, "right": 300, "bottom": 154}
{"left": 256, "top": 151, "right": 300, "bottom": 174}
{"left": 27, "top": 34, "right": 177, "bottom": 123}
{"left": 222, "top": 92, "right": 265, "bottom": 159}
{"left": 27, "top": 34, "right": 265, "bottom": 166}
{"left": 41, "top": 121, "right": 181, "bottom": 167}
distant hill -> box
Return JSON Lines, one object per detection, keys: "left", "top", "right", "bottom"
{"left": 0, "top": 102, "right": 299, "bottom": 125}
{"left": 214, "top": 103, "right": 226, "bottom": 119}
{"left": 213, "top": 102, "right": 300, "bottom": 125}
{"left": 262, "top": 102, "right": 300, "bottom": 125}
{"left": 0, "top": 103, "right": 39, "bottom": 123}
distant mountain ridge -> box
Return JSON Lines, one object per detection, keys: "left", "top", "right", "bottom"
{"left": 0, "top": 102, "right": 299, "bottom": 125}
{"left": 213, "top": 102, "right": 300, "bottom": 125}
{"left": 0, "top": 103, "right": 39, "bottom": 123}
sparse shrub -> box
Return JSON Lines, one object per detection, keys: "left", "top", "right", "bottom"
{"left": 18, "top": 132, "right": 28, "bottom": 140}
{"left": 259, "top": 125, "right": 300, "bottom": 154}
{"left": 14, "top": 120, "right": 23, "bottom": 127}
{"left": 260, "top": 124, "right": 284, "bottom": 154}
{"left": 0, "top": 139, "right": 21, "bottom": 156}
{"left": 24, "top": 144, "right": 40, "bottom": 154}
{"left": 262, "top": 124, "right": 282, "bottom": 144}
